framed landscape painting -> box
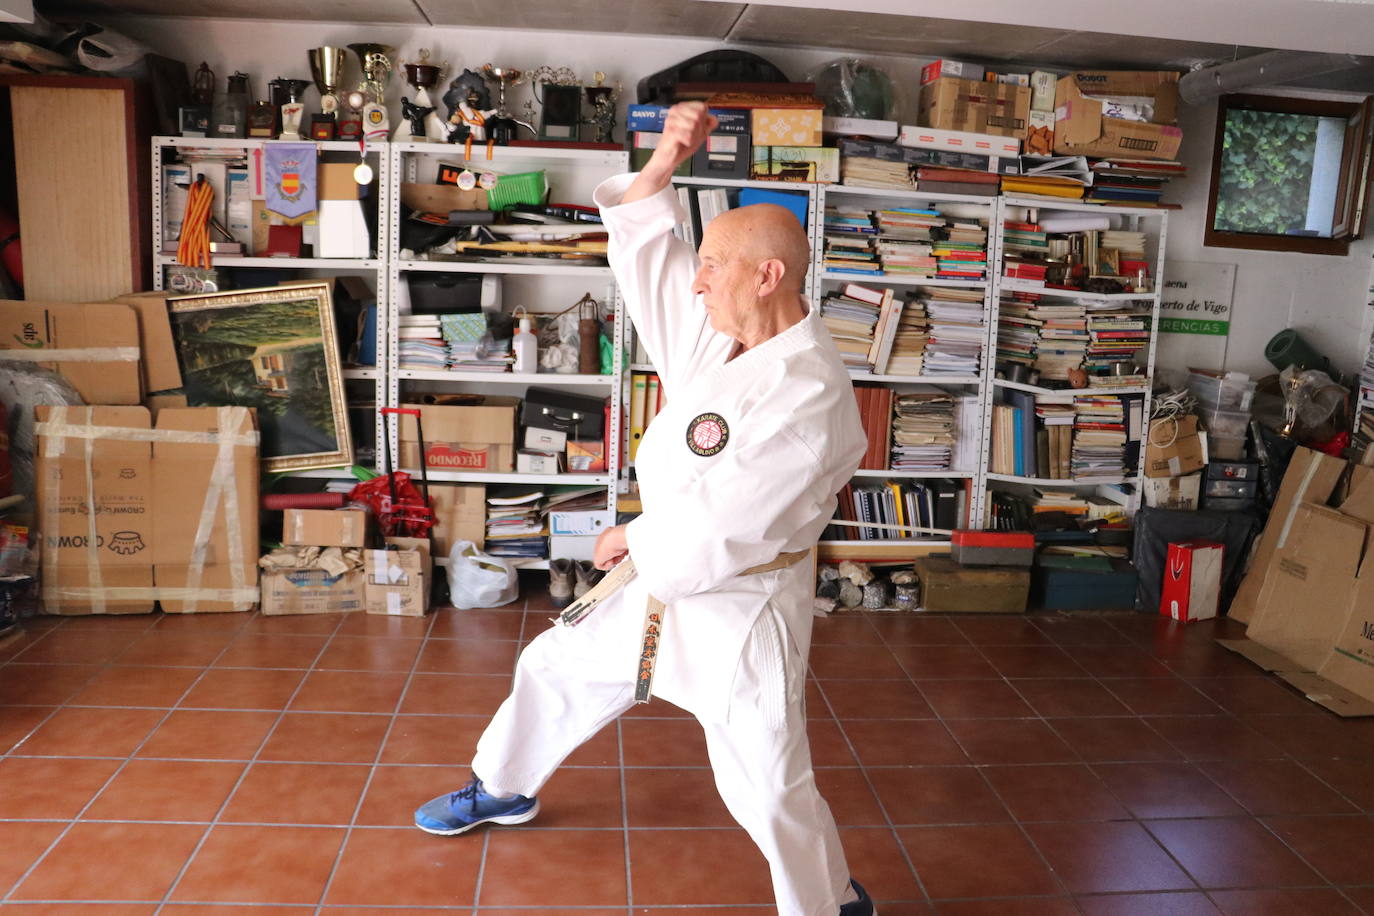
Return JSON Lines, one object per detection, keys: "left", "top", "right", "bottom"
{"left": 169, "top": 282, "right": 353, "bottom": 471}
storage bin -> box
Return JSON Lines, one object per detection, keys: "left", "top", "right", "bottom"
{"left": 1203, "top": 477, "right": 1258, "bottom": 499}
{"left": 1198, "top": 407, "right": 1250, "bottom": 440}
{"left": 406, "top": 273, "right": 486, "bottom": 315}
{"left": 486, "top": 170, "right": 547, "bottom": 211}
{"left": 1188, "top": 371, "right": 1256, "bottom": 411}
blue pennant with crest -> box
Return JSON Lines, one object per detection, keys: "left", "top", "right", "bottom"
{"left": 264, "top": 142, "right": 317, "bottom": 219}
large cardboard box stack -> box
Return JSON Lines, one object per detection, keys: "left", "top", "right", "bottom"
{"left": 1220, "top": 449, "right": 1374, "bottom": 716}
{"left": 0, "top": 301, "right": 143, "bottom": 404}
{"left": 36, "top": 405, "right": 264, "bottom": 615}
{"left": 1052, "top": 71, "right": 1183, "bottom": 161}
{"left": 262, "top": 508, "right": 371, "bottom": 616}
{"left": 430, "top": 484, "right": 486, "bottom": 555}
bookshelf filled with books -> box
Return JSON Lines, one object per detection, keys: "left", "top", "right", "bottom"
{"left": 980, "top": 197, "right": 1169, "bottom": 526}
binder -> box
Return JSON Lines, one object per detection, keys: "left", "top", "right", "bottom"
{"left": 628, "top": 373, "right": 648, "bottom": 462}
{"left": 644, "top": 374, "right": 661, "bottom": 431}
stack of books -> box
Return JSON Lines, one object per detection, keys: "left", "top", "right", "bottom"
{"left": 820, "top": 284, "right": 884, "bottom": 372}
{"left": 884, "top": 294, "right": 930, "bottom": 376}
{"left": 922, "top": 289, "right": 985, "bottom": 376}
{"left": 891, "top": 388, "right": 955, "bottom": 471}
{"left": 1001, "top": 220, "right": 1050, "bottom": 284}
{"left": 397, "top": 316, "right": 450, "bottom": 370}
{"left": 1084, "top": 310, "right": 1151, "bottom": 380}
{"left": 853, "top": 382, "right": 894, "bottom": 470}
{"left": 823, "top": 208, "right": 878, "bottom": 275}
{"left": 1087, "top": 158, "right": 1187, "bottom": 206}
{"left": 485, "top": 488, "right": 548, "bottom": 558}
{"left": 874, "top": 208, "right": 941, "bottom": 277}
{"left": 916, "top": 166, "right": 1000, "bottom": 197}
{"left": 1034, "top": 302, "right": 1090, "bottom": 384}
{"left": 995, "top": 293, "right": 1041, "bottom": 374}
{"left": 932, "top": 228, "right": 988, "bottom": 280}
{"left": 1071, "top": 395, "right": 1128, "bottom": 481}
{"left": 838, "top": 154, "right": 914, "bottom": 191}
{"left": 1036, "top": 399, "right": 1076, "bottom": 480}
{"left": 830, "top": 478, "right": 965, "bottom": 540}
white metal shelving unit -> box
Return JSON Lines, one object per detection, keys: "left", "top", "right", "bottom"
{"left": 816, "top": 183, "right": 1002, "bottom": 550}
{"left": 980, "top": 196, "right": 1170, "bottom": 520}
{"left": 150, "top": 136, "right": 392, "bottom": 475}
{"left": 385, "top": 141, "right": 630, "bottom": 567}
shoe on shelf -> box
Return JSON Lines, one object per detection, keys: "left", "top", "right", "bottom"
{"left": 573, "top": 560, "right": 604, "bottom": 598}
{"left": 414, "top": 774, "right": 540, "bottom": 836}
{"left": 840, "top": 879, "right": 876, "bottom": 916}
{"left": 549, "top": 558, "right": 575, "bottom": 609}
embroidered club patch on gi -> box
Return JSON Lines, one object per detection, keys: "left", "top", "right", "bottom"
{"left": 686, "top": 412, "right": 729, "bottom": 457}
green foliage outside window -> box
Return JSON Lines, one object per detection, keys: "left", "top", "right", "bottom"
{"left": 1215, "top": 109, "right": 1318, "bottom": 235}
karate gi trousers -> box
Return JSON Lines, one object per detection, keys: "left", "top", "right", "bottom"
{"left": 470, "top": 583, "right": 853, "bottom": 916}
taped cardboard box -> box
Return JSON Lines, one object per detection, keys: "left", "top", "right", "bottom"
{"left": 430, "top": 484, "right": 485, "bottom": 554}
{"left": 399, "top": 400, "right": 517, "bottom": 472}
{"left": 262, "top": 567, "right": 366, "bottom": 615}
{"left": 364, "top": 538, "right": 431, "bottom": 617}
{"left": 153, "top": 407, "right": 261, "bottom": 613}
{"left": 918, "top": 77, "right": 1030, "bottom": 139}
{"left": 1229, "top": 446, "right": 1345, "bottom": 623}
{"left": 1053, "top": 71, "right": 1183, "bottom": 161}
{"left": 283, "top": 508, "right": 368, "bottom": 548}
{"left": 1144, "top": 415, "right": 1204, "bottom": 479}
{"left": 36, "top": 406, "right": 155, "bottom": 615}
{"left": 0, "top": 301, "right": 143, "bottom": 405}
{"left": 1317, "top": 571, "right": 1374, "bottom": 713}
{"left": 111, "top": 292, "right": 183, "bottom": 394}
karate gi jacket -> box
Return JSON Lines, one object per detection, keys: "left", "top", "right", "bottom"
{"left": 594, "top": 174, "right": 866, "bottom": 723}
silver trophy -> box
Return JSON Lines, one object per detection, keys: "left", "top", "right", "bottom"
{"left": 480, "top": 63, "right": 535, "bottom": 142}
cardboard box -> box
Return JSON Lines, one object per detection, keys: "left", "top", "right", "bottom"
{"left": 283, "top": 508, "right": 368, "bottom": 548}
{"left": 111, "top": 292, "right": 183, "bottom": 394}
{"left": 750, "top": 146, "right": 839, "bottom": 183}
{"left": 1229, "top": 447, "right": 1345, "bottom": 623}
{"left": 950, "top": 530, "right": 1034, "bottom": 567}
{"left": 399, "top": 399, "right": 517, "bottom": 472}
{"left": 0, "top": 301, "right": 143, "bottom": 405}
{"left": 1247, "top": 503, "right": 1366, "bottom": 671}
{"left": 525, "top": 426, "right": 567, "bottom": 453}
{"left": 319, "top": 162, "right": 362, "bottom": 201}
{"left": 898, "top": 125, "right": 1022, "bottom": 157}
{"left": 567, "top": 439, "right": 606, "bottom": 473}
{"left": 550, "top": 534, "right": 598, "bottom": 561}
{"left": 364, "top": 540, "right": 431, "bottom": 616}
{"left": 262, "top": 567, "right": 366, "bottom": 615}
{"left": 1160, "top": 541, "right": 1224, "bottom": 622}
{"left": 152, "top": 407, "right": 260, "bottom": 613}
{"left": 1033, "top": 555, "right": 1137, "bottom": 610}
{"left": 1053, "top": 71, "right": 1183, "bottom": 161}
{"left": 36, "top": 406, "right": 154, "bottom": 614}
{"left": 517, "top": 450, "right": 559, "bottom": 474}
{"left": 1025, "top": 110, "right": 1055, "bottom": 156}
{"left": 625, "top": 105, "right": 749, "bottom": 134}
{"left": 751, "top": 108, "right": 823, "bottom": 147}
{"left": 918, "top": 77, "right": 1031, "bottom": 139}
{"left": 1144, "top": 473, "right": 1201, "bottom": 510}
{"left": 920, "top": 59, "right": 979, "bottom": 85}
{"left": 550, "top": 509, "right": 615, "bottom": 537}
{"left": 838, "top": 138, "right": 1020, "bottom": 175}
{"left": 430, "top": 484, "right": 485, "bottom": 555}
{"left": 1317, "top": 570, "right": 1374, "bottom": 711}
{"left": 317, "top": 199, "right": 370, "bottom": 258}
{"left": 692, "top": 132, "right": 751, "bottom": 181}
{"left": 914, "top": 556, "right": 1030, "bottom": 613}
{"left": 1144, "top": 415, "right": 1205, "bottom": 478}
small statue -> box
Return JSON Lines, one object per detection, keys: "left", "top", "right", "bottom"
{"left": 399, "top": 96, "right": 435, "bottom": 141}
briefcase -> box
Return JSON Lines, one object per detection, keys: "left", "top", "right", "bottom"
{"left": 520, "top": 388, "right": 605, "bottom": 440}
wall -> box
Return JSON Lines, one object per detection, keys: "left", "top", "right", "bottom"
{"left": 1163, "top": 94, "right": 1374, "bottom": 380}
{"left": 112, "top": 16, "right": 1374, "bottom": 378}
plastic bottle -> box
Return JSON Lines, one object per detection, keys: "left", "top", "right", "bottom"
{"left": 512, "top": 316, "right": 537, "bottom": 373}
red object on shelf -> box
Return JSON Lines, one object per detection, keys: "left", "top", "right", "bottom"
{"left": 262, "top": 492, "right": 346, "bottom": 511}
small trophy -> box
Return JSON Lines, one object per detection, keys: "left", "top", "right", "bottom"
{"left": 349, "top": 42, "right": 395, "bottom": 136}
{"left": 530, "top": 65, "right": 580, "bottom": 142}
{"left": 247, "top": 100, "right": 277, "bottom": 138}
{"left": 583, "top": 72, "right": 620, "bottom": 144}
{"left": 397, "top": 48, "right": 448, "bottom": 141}
{"left": 273, "top": 78, "right": 312, "bottom": 140}
{"left": 479, "top": 63, "right": 535, "bottom": 144}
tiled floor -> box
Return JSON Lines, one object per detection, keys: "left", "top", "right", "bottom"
{"left": 3, "top": 575, "right": 1374, "bottom": 914}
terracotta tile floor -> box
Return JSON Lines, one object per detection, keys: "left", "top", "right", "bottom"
{"left": 3, "top": 576, "right": 1374, "bottom": 914}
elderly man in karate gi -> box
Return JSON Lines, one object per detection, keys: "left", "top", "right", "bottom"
{"left": 416, "top": 102, "right": 873, "bottom": 916}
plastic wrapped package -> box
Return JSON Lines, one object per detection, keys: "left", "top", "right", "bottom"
{"left": 809, "top": 58, "right": 898, "bottom": 120}
{"left": 0, "top": 362, "right": 84, "bottom": 508}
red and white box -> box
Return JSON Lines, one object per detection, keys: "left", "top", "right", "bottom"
{"left": 920, "top": 59, "right": 979, "bottom": 85}
{"left": 1160, "top": 540, "right": 1225, "bottom": 622}
{"left": 898, "top": 125, "right": 1022, "bottom": 157}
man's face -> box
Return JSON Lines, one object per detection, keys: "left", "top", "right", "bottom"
{"left": 693, "top": 227, "right": 757, "bottom": 340}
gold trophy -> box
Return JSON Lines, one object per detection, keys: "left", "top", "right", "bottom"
{"left": 348, "top": 43, "right": 396, "bottom": 136}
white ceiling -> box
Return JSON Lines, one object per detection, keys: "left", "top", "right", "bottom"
{"left": 30, "top": 0, "right": 1374, "bottom": 90}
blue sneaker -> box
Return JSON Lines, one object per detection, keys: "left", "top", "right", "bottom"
{"left": 840, "top": 879, "right": 876, "bottom": 916}
{"left": 414, "top": 775, "right": 540, "bottom": 836}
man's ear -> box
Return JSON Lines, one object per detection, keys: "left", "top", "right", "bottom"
{"left": 757, "top": 258, "right": 786, "bottom": 297}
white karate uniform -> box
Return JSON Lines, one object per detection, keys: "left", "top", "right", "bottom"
{"left": 470, "top": 173, "right": 865, "bottom": 916}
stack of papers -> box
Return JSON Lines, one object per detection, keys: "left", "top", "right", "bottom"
{"left": 922, "top": 289, "right": 985, "bottom": 377}
{"left": 1071, "top": 395, "right": 1127, "bottom": 481}
{"left": 891, "top": 389, "right": 955, "bottom": 471}
{"left": 485, "top": 488, "right": 548, "bottom": 558}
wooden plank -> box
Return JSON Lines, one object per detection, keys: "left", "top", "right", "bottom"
{"left": 12, "top": 85, "right": 134, "bottom": 300}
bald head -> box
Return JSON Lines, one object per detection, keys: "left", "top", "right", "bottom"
{"left": 701, "top": 204, "right": 811, "bottom": 294}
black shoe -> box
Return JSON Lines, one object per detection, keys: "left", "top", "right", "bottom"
{"left": 840, "top": 879, "right": 875, "bottom": 916}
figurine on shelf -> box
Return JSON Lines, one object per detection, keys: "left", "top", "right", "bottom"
{"left": 442, "top": 69, "right": 499, "bottom": 159}
{"left": 581, "top": 71, "right": 620, "bottom": 144}
{"left": 399, "top": 96, "right": 435, "bottom": 142}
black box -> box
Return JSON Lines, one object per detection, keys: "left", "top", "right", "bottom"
{"left": 1206, "top": 459, "right": 1259, "bottom": 481}
{"left": 521, "top": 388, "right": 605, "bottom": 440}
{"left": 1204, "top": 477, "right": 1258, "bottom": 499}
{"left": 1203, "top": 494, "right": 1257, "bottom": 512}
{"left": 407, "top": 273, "right": 485, "bottom": 315}
{"left": 691, "top": 131, "right": 751, "bottom": 181}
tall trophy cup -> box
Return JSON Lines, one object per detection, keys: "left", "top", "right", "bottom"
{"left": 274, "top": 78, "right": 312, "bottom": 140}
{"left": 308, "top": 46, "right": 345, "bottom": 138}
{"left": 396, "top": 48, "right": 448, "bottom": 141}
{"left": 479, "top": 63, "right": 535, "bottom": 144}
{"left": 349, "top": 42, "right": 395, "bottom": 136}
{"left": 583, "top": 72, "right": 620, "bottom": 144}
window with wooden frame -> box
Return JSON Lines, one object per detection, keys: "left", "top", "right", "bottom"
{"left": 1205, "top": 93, "right": 1374, "bottom": 256}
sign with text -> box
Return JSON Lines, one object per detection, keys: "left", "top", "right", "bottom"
{"left": 1159, "top": 262, "right": 1236, "bottom": 336}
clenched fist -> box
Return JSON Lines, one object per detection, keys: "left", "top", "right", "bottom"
{"left": 649, "top": 102, "right": 719, "bottom": 173}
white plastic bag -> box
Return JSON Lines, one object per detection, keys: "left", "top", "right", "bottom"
{"left": 446, "top": 540, "right": 519, "bottom": 609}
